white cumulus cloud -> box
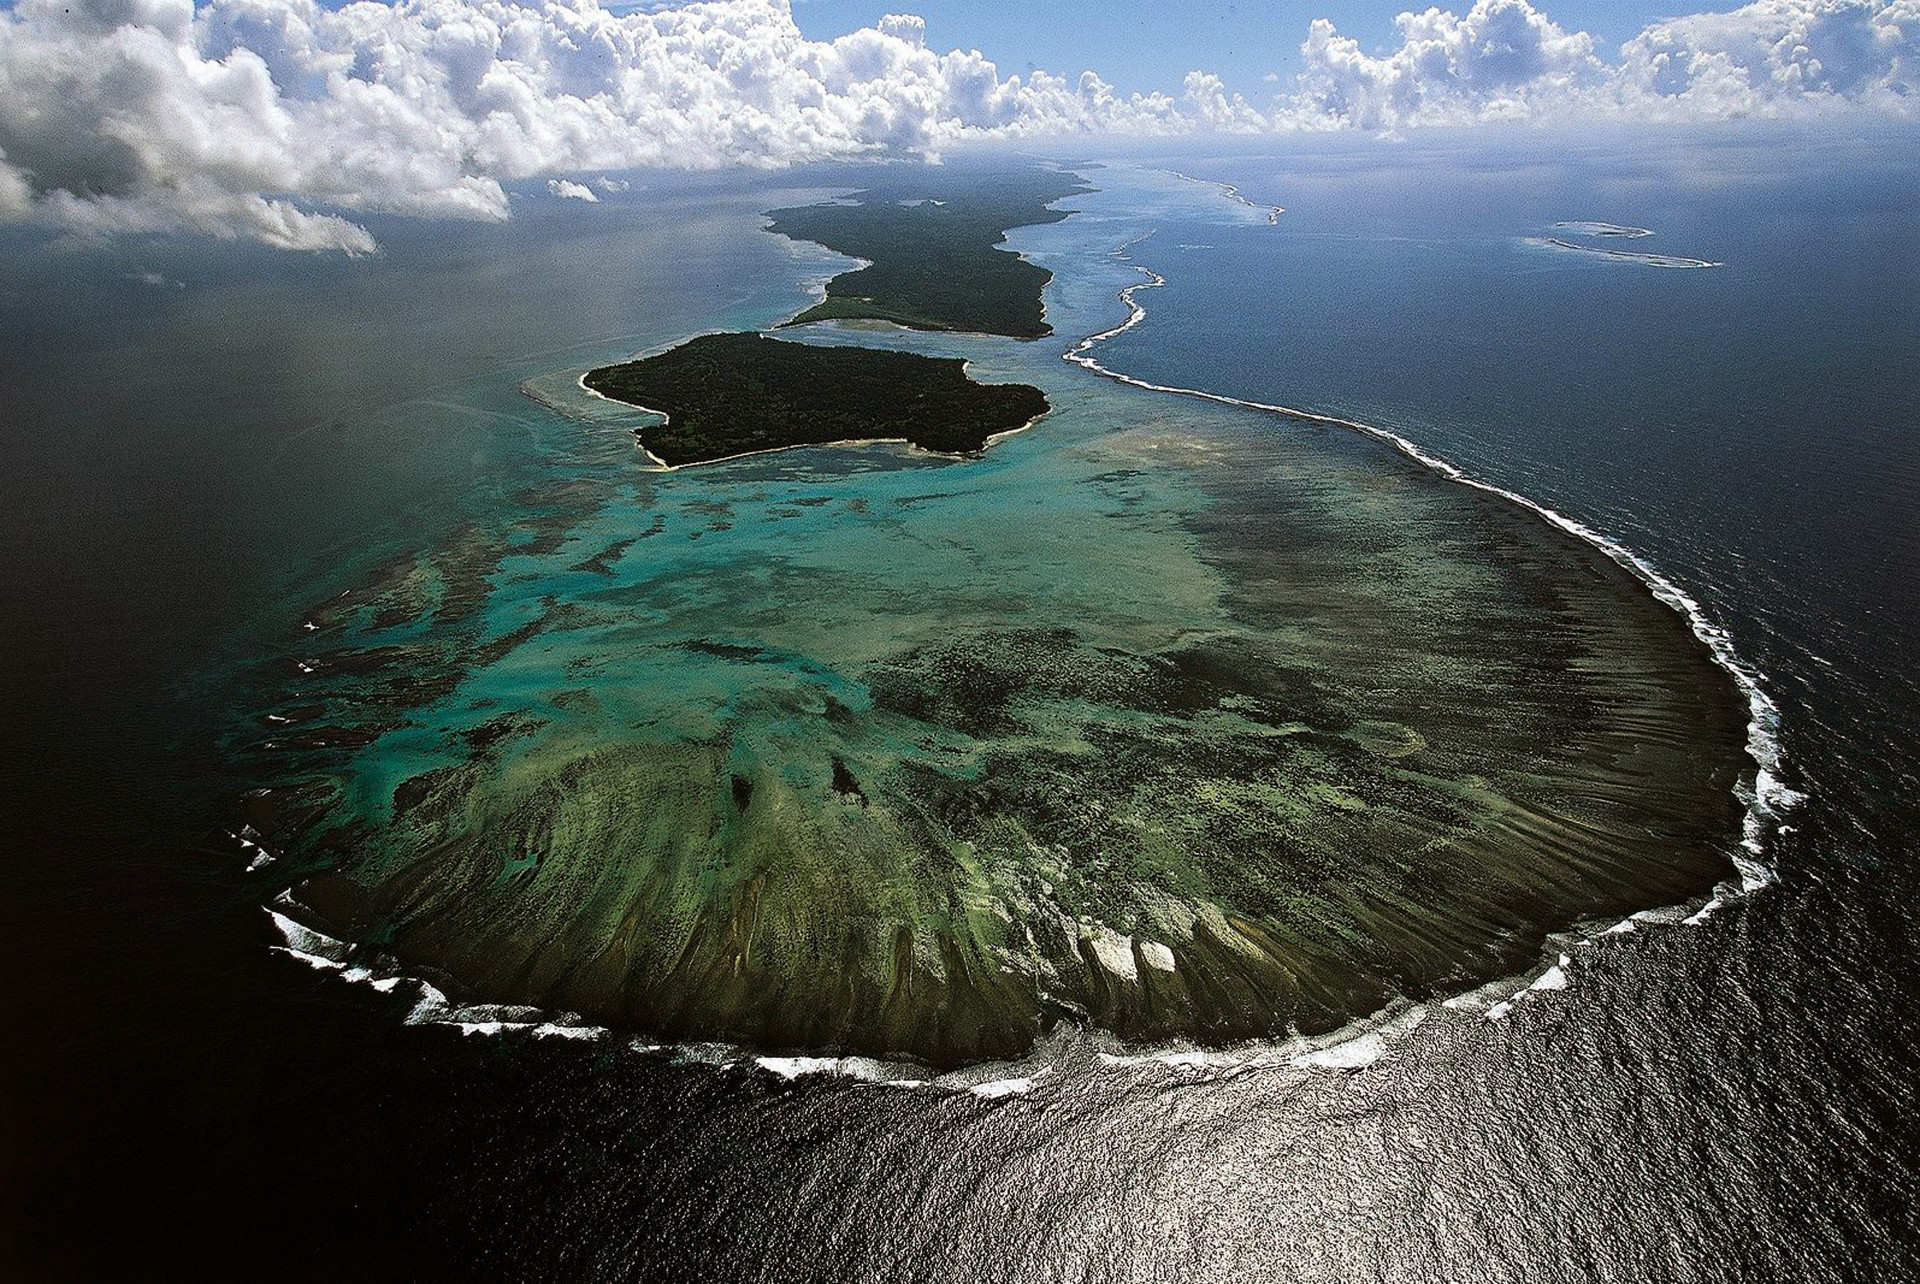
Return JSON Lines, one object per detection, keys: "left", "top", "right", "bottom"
{"left": 1616, "top": 0, "right": 1920, "bottom": 119}
{"left": 1290, "top": 0, "right": 1606, "bottom": 129}
{"left": 0, "top": 0, "right": 1911, "bottom": 253}
{"left": 1284, "top": 0, "right": 1918, "bottom": 130}
{"left": 0, "top": 0, "right": 1171, "bottom": 250}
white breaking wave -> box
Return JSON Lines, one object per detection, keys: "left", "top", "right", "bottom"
{"left": 1059, "top": 226, "right": 1803, "bottom": 1034}
{"left": 1552, "top": 221, "right": 1655, "bottom": 238}
{"left": 1164, "top": 170, "right": 1285, "bottom": 225}
{"left": 1524, "top": 235, "right": 1722, "bottom": 269}
{"left": 252, "top": 180, "right": 1802, "bottom": 1094}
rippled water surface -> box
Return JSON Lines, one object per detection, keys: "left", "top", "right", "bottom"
{"left": 2, "top": 132, "right": 1916, "bottom": 1280}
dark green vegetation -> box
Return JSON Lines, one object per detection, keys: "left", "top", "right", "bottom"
{"left": 583, "top": 332, "right": 1049, "bottom": 466}
{"left": 767, "top": 165, "right": 1090, "bottom": 337}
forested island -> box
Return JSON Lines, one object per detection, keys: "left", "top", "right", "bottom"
{"left": 767, "top": 165, "right": 1090, "bottom": 337}
{"left": 583, "top": 332, "right": 1049, "bottom": 466}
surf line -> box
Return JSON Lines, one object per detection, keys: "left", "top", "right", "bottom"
{"left": 1163, "top": 170, "right": 1284, "bottom": 224}
{"left": 1063, "top": 235, "right": 1801, "bottom": 898}
{"left": 1530, "top": 237, "right": 1721, "bottom": 269}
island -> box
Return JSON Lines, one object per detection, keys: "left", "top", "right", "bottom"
{"left": 583, "top": 332, "right": 1050, "bottom": 467}
{"left": 767, "top": 164, "right": 1090, "bottom": 337}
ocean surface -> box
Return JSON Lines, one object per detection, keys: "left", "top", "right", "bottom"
{"left": 2, "top": 130, "right": 1916, "bottom": 1280}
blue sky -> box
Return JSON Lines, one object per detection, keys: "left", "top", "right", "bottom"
{"left": 788, "top": 1, "right": 1746, "bottom": 97}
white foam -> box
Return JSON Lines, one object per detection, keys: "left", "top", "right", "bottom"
{"left": 1465, "top": 953, "right": 1577, "bottom": 1023}
{"left": 756, "top": 1055, "right": 843, "bottom": 1080}
{"left": 267, "top": 909, "right": 349, "bottom": 965}
{"left": 533, "top": 1023, "right": 606, "bottom": 1042}
{"left": 1531, "top": 956, "right": 1572, "bottom": 992}
{"left": 406, "top": 981, "right": 451, "bottom": 1023}
{"left": 231, "top": 828, "right": 279, "bottom": 873}
{"left": 454, "top": 1021, "right": 514, "bottom": 1036}
{"left": 1104, "top": 1048, "right": 1214, "bottom": 1069}
{"left": 1684, "top": 898, "right": 1725, "bottom": 926}
{"left": 1294, "top": 1026, "right": 1398, "bottom": 1069}
{"left": 1098, "top": 1000, "right": 1428, "bottom": 1073}
{"left": 967, "top": 1075, "right": 1036, "bottom": 1099}
{"left": 269, "top": 946, "right": 341, "bottom": 971}
{"left": 262, "top": 899, "right": 954, "bottom": 1083}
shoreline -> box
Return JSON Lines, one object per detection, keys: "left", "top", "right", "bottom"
{"left": 572, "top": 359, "right": 1051, "bottom": 472}
{"left": 766, "top": 212, "right": 874, "bottom": 328}
{"left": 762, "top": 172, "right": 1077, "bottom": 339}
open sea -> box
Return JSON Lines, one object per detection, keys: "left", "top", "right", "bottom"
{"left": 2, "top": 128, "right": 1916, "bottom": 1280}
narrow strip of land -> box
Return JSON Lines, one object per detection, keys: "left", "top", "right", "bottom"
{"left": 767, "top": 165, "right": 1090, "bottom": 338}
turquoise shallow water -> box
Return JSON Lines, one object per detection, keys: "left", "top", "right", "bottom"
{"left": 246, "top": 165, "right": 1749, "bottom": 1069}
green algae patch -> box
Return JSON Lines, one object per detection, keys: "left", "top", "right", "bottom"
{"left": 583, "top": 332, "right": 1049, "bottom": 467}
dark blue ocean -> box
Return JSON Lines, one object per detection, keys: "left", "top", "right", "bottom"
{"left": 2, "top": 129, "right": 1915, "bottom": 1279}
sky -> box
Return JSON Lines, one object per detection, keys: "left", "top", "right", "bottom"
{"left": 784, "top": 1, "right": 1744, "bottom": 98}
{"left": 0, "top": 0, "right": 1915, "bottom": 253}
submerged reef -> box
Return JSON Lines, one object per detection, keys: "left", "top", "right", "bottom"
{"left": 583, "top": 332, "right": 1049, "bottom": 467}
{"left": 1530, "top": 222, "right": 1719, "bottom": 269}
{"left": 242, "top": 168, "right": 1751, "bottom": 1070}
{"left": 246, "top": 418, "right": 1748, "bottom": 1070}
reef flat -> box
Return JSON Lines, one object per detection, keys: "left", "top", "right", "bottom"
{"left": 242, "top": 167, "right": 1752, "bottom": 1070}
{"left": 768, "top": 164, "right": 1090, "bottom": 337}
{"left": 1529, "top": 221, "right": 1718, "bottom": 268}
{"left": 583, "top": 332, "right": 1049, "bottom": 466}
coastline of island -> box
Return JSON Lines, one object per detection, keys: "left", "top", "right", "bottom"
{"left": 581, "top": 332, "right": 1050, "bottom": 468}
